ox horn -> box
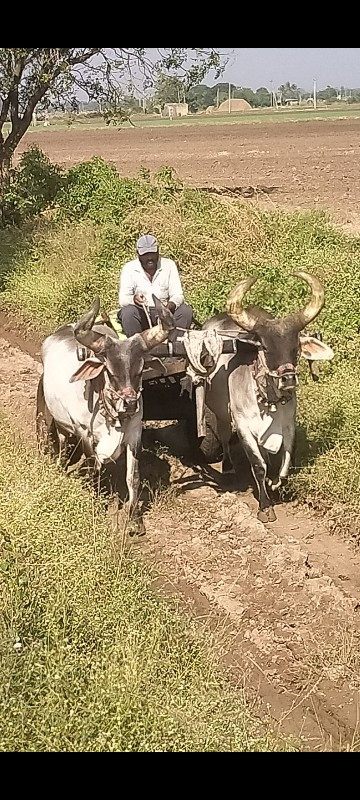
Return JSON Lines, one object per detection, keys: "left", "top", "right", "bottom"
{"left": 286, "top": 271, "right": 324, "bottom": 331}
{"left": 74, "top": 297, "right": 106, "bottom": 353}
{"left": 226, "top": 275, "right": 259, "bottom": 331}
{"left": 139, "top": 295, "right": 175, "bottom": 351}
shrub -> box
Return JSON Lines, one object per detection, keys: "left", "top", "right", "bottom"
{"left": 57, "top": 158, "right": 182, "bottom": 224}
{"left": 1, "top": 146, "right": 64, "bottom": 226}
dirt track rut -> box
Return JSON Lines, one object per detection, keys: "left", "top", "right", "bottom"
{"left": 1, "top": 321, "right": 360, "bottom": 751}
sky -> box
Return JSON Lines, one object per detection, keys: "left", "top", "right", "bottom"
{"left": 75, "top": 49, "right": 360, "bottom": 101}
{"left": 219, "top": 49, "right": 360, "bottom": 91}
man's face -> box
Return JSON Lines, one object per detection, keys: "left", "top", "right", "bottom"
{"left": 138, "top": 250, "right": 159, "bottom": 275}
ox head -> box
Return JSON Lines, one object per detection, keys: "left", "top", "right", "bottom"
{"left": 227, "top": 271, "right": 334, "bottom": 402}
{"left": 69, "top": 295, "right": 175, "bottom": 419}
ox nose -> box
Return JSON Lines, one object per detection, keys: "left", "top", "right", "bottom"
{"left": 120, "top": 388, "right": 138, "bottom": 413}
{"left": 279, "top": 372, "right": 297, "bottom": 390}
{"left": 123, "top": 396, "right": 137, "bottom": 409}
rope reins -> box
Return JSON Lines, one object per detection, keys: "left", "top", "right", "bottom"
{"left": 251, "top": 348, "right": 297, "bottom": 410}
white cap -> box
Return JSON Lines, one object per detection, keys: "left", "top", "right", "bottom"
{"left": 136, "top": 234, "right": 158, "bottom": 256}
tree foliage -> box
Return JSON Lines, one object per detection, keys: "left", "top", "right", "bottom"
{"left": 0, "top": 48, "right": 223, "bottom": 194}
{"left": 317, "top": 85, "right": 337, "bottom": 101}
{"left": 153, "top": 75, "right": 187, "bottom": 107}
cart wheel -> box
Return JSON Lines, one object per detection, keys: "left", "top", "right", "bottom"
{"left": 199, "top": 407, "right": 223, "bottom": 463}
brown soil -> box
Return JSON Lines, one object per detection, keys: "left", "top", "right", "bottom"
{"left": 1, "top": 317, "right": 360, "bottom": 751}
{"left": 18, "top": 118, "right": 360, "bottom": 232}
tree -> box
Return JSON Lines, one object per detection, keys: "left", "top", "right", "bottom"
{"left": 186, "top": 84, "right": 215, "bottom": 112}
{"left": 278, "top": 82, "right": 301, "bottom": 102}
{"left": 233, "top": 86, "right": 256, "bottom": 105}
{"left": 254, "top": 87, "right": 271, "bottom": 107}
{"left": 317, "top": 85, "right": 337, "bottom": 101}
{"left": 0, "top": 48, "right": 223, "bottom": 196}
{"left": 213, "top": 82, "right": 237, "bottom": 106}
{"left": 153, "top": 75, "right": 186, "bottom": 108}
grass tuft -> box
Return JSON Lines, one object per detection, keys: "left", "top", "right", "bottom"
{"left": 0, "top": 420, "right": 290, "bottom": 752}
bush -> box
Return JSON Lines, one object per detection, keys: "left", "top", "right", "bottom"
{"left": 1, "top": 146, "right": 64, "bottom": 226}
{"left": 57, "top": 158, "right": 182, "bottom": 224}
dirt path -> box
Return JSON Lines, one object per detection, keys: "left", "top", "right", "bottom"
{"left": 18, "top": 119, "right": 360, "bottom": 233}
{"left": 1, "top": 320, "right": 360, "bottom": 750}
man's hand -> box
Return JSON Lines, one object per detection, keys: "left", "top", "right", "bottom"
{"left": 167, "top": 301, "right": 176, "bottom": 314}
{"left": 134, "top": 293, "right": 146, "bottom": 306}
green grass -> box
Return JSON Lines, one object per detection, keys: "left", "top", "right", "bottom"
{"left": 1, "top": 157, "right": 360, "bottom": 541}
{"left": 126, "top": 107, "right": 360, "bottom": 128}
{"left": 0, "top": 419, "right": 290, "bottom": 752}
{"left": 6, "top": 105, "right": 360, "bottom": 135}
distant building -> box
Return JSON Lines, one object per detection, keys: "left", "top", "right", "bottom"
{"left": 162, "top": 103, "right": 188, "bottom": 119}
{"left": 216, "top": 98, "right": 252, "bottom": 113}
{"left": 283, "top": 98, "right": 300, "bottom": 107}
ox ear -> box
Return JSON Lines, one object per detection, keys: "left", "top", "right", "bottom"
{"left": 299, "top": 335, "right": 334, "bottom": 362}
{"left": 70, "top": 359, "right": 105, "bottom": 383}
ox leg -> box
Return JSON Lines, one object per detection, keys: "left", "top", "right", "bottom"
{"left": 57, "top": 430, "right": 67, "bottom": 468}
{"left": 126, "top": 439, "right": 145, "bottom": 536}
{"left": 237, "top": 426, "right": 276, "bottom": 523}
{"left": 36, "top": 375, "right": 58, "bottom": 458}
{"left": 272, "top": 424, "right": 295, "bottom": 490}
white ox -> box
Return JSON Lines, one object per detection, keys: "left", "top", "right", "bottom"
{"left": 37, "top": 295, "right": 175, "bottom": 534}
{"left": 203, "top": 272, "right": 334, "bottom": 522}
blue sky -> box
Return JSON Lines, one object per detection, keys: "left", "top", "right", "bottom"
{"left": 219, "top": 49, "right": 360, "bottom": 90}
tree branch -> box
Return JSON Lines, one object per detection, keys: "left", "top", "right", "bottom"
{"left": 67, "top": 48, "right": 101, "bottom": 66}
{"left": 9, "top": 53, "right": 25, "bottom": 130}
{"left": 0, "top": 47, "right": 225, "bottom": 169}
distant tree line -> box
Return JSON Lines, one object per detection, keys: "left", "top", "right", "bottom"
{"left": 56, "top": 80, "right": 360, "bottom": 116}
{"left": 147, "top": 78, "right": 360, "bottom": 112}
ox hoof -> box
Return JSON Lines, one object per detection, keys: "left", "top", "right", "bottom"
{"left": 257, "top": 507, "right": 277, "bottom": 524}
{"left": 128, "top": 518, "right": 146, "bottom": 537}
{"left": 271, "top": 479, "right": 282, "bottom": 491}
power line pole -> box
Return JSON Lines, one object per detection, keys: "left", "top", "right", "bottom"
{"left": 228, "top": 82, "right": 231, "bottom": 114}
{"left": 313, "top": 78, "right": 317, "bottom": 109}
{"left": 270, "top": 80, "right": 273, "bottom": 108}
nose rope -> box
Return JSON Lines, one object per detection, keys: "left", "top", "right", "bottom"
{"left": 142, "top": 302, "right": 153, "bottom": 329}
{"left": 98, "top": 372, "right": 141, "bottom": 423}
{"left": 253, "top": 349, "right": 297, "bottom": 410}
{"left": 268, "top": 362, "right": 298, "bottom": 378}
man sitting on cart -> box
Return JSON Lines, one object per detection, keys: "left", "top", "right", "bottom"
{"left": 118, "top": 234, "right": 193, "bottom": 337}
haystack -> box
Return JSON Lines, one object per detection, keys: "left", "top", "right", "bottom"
{"left": 216, "top": 98, "right": 252, "bottom": 113}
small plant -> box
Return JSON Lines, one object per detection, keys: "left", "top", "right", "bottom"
{"left": 1, "top": 146, "right": 64, "bottom": 226}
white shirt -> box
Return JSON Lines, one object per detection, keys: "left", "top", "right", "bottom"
{"left": 119, "top": 257, "right": 184, "bottom": 309}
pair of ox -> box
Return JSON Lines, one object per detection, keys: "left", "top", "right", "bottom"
{"left": 38, "top": 272, "right": 333, "bottom": 530}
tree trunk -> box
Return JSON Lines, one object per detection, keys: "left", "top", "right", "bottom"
{"left": 0, "top": 148, "right": 12, "bottom": 225}
{"left": 0, "top": 150, "right": 11, "bottom": 192}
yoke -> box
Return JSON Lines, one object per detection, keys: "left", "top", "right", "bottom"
{"left": 76, "top": 328, "right": 259, "bottom": 441}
